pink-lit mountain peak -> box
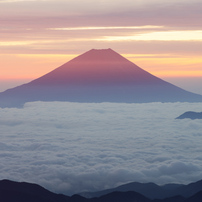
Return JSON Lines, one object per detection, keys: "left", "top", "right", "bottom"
{"left": 31, "top": 48, "right": 160, "bottom": 86}
{"left": 1, "top": 48, "right": 202, "bottom": 108}
{"left": 69, "top": 48, "right": 128, "bottom": 63}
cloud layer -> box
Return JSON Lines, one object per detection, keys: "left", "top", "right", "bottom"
{"left": 1, "top": 0, "right": 202, "bottom": 55}
{"left": 0, "top": 101, "right": 202, "bottom": 195}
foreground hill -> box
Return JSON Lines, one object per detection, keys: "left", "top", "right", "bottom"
{"left": 1, "top": 179, "right": 202, "bottom": 202}
{"left": 0, "top": 49, "right": 202, "bottom": 107}
{"left": 0, "top": 180, "right": 151, "bottom": 202}
{"left": 0, "top": 179, "right": 70, "bottom": 202}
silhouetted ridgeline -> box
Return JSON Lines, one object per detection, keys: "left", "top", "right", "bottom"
{"left": 1, "top": 179, "right": 202, "bottom": 202}
{"left": 176, "top": 111, "right": 202, "bottom": 119}
{"left": 79, "top": 179, "right": 202, "bottom": 200}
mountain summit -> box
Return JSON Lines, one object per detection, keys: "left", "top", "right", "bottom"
{"left": 27, "top": 48, "right": 165, "bottom": 86}
{"left": 0, "top": 49, "right": 202, "bottom": 107}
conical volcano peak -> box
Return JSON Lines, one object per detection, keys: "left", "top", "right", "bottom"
{"left": 0, "top": 48, "right": 202, "bottom": 108}
{"left": 73, "top": 48, "right": 127, "bottom": 63}
{"left": 33, "top": 48, "right": 154, "bottom": 86}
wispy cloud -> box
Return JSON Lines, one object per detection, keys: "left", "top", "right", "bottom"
{"left": 0, "top": 41, "right": 36, "bottom": 46}
{"left": 97, "top": 30, "right": 202, "bottom": 41}
{"left": 48, "top": 26, "right": 163, "bottom": 31}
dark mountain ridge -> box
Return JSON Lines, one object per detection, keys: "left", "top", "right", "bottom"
{"left": 0, "top": 179, "right": 70, "bottom": 202}
{"left": 1, "top": 179, "right": 202, "bottom": 202}
{"left": 79, "top": 179, "right": 202, "bottom": 199}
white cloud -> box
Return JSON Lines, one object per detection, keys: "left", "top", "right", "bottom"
{"left": 0, "top": 101, "right": 202, "bottom": 195}
{"left": 99, "top": 30, "right": 202, "bottom": 41}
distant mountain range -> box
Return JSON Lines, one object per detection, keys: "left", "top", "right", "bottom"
{"left": 1, "top": 179, "right": 202, "bottom": 202}
{"left": 176, "top": 111, "right": 202, "bottom": 119}
{"left": 0, "top": 49, "right": 202, "bottom": 108}
{"left": 79, "top": 179, "right": 202, "bottom": 200}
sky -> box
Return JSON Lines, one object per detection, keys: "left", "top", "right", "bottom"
{"left": 0, "top": 101, "right": 202, "bottom": 195}
{"left": 0, "top": 0, "right": 202, "bottom": 94}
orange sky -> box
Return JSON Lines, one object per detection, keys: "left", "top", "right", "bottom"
{"left": 0, "top": 0, "right": 202, "bottom": 94}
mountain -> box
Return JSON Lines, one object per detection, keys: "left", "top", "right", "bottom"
{"left": 184, "top": 190, "right": 202, "bottom": 202}
{"left": 0, "top": 180, "right": 150, "bottom": 202}
{"left": 92, "top": 191, "right": 151, "bottom": 202}
{"left": 1, "top": 179, "right": 202, "bottom": 202}
{"left": 176, "top": 111, "right": 202, "bottom": 119}
{"left": 153, "top": 196, "right": 185, "bottom": 202}
{"left": 0, "top": 179, "right": 70, "bottom": 202}
{"left": 79, "top": 182, "right": 171, "bottom": 199}
{"left": 174, "top": 180, "right": 202, "bottom": 198}
{"left": 0, "top": 49, "right": 202, "bottom": 107}
{"left": 79, "top": 180, "right": 202, "bottom": 200}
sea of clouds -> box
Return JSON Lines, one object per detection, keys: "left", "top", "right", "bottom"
{"left": 0, "top": 101, "right": 202, "bottom": 195}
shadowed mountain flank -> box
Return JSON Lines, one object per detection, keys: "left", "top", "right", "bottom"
{"left": 79, "top": 180, "right": 202, "bottom": 200}
{"left": 0, "top": 49, "right": 202, "bottom": 107}
{"left": 1, "top": 179, "right": 202, "bottom": 202}
{"left": 176, "top": 111, "right": 202, "bottom": 119}
{"left": 0, "top": 179, "right": 70, "bottom": 202}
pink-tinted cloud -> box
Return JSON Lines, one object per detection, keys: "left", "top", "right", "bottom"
{"left": 1, "top": 0, "right": 202, "bottom": 28}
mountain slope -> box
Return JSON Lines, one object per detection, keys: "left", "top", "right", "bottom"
{"left": 0, "top": 179, "right": 70, "bottom": 202}
{"left": 0, "top": 49, "right": 202, "bottom": 107}
{"left": 79, "top": 182, "right": 170, "bottom": 199}
{"left": 176, "top": 111, "right": 202, "bottom": 119}
{"left": 93, "top": 191, "right": 151, "bottom": 202}
{"left": 79, "top": 180, "right": 202, "bottom": 200}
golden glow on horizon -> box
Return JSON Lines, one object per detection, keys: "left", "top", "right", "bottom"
{"left": 17, "top": 53, "right": 77, "bottom": 59}
{"left": 125, "top": 55, "right": 202, "bottom": 77}
{"left": 1, "top": 53, "right": 202, "bottom": 80}
{"left": 0, "top": 41, "right": 36, "bottom": 46}
{"left": 128, "top": 56, "right": 202, "bottom": 65}
{"left": 123, "top": 54, "right": 174, "bottom": 59}
{"left": 153, "top": 70, "right": 202, "bottom": 77}
{"left": 0, "top": 40, "right": 69, "bottom": 47}
{"left": 0, "top": 54, "right": 76, "bottom": 80}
